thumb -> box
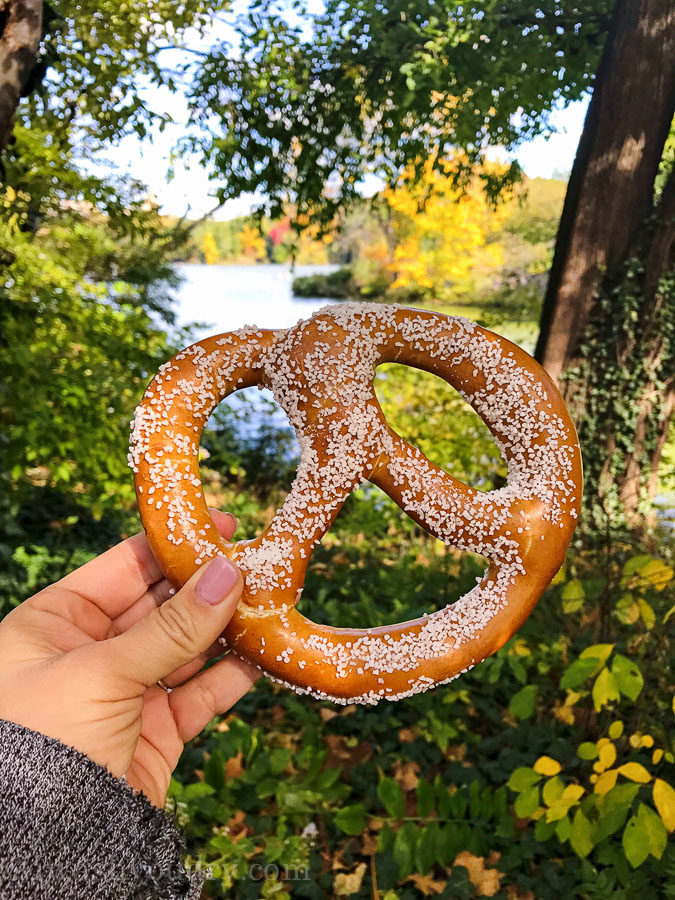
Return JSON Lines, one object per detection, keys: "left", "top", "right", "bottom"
{"left": 103, "top": 555, "right": 243, "bottom": 688}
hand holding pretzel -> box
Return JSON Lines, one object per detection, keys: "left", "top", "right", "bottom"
{"left": 129, "top": 304, "right": 581, "bottom": 705}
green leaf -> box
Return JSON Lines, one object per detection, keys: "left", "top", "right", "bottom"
{"left": 622, "top": 554, "right": 653, "bottom": 578}
{"left": 436, "top": 782, "right": 453, "bottom": 818}
{"left": 569, "top": 809, "right": 595, "bottom": 858}
{"left": 561, "top": 657, "right": 599, "bottom": 690}
{"left": 638, "top": 802, "right": 667, "bottom": 856}
{"left": 269, "top": 747, "right": 292, "bottom": 773}
{"left": 623, "top": 814, "right": 648, "bottom": 868}
{"left": 604, "top": 783, "right": 640, "bottom": 810}
{"left": 447, "top": 790, "right": 467, "bottom": 819}
{"left": 376, "top": 824, "right": 395, "bottom": 852}
{"left": 509, "top": 684, "right": 537, "bottom": 720}
{"left": 277, "top": 786, "right": 320, "bottom": 813}
{"left": 436, "top": 823, "right": 460, "bottom": 867}
{"left": 615, "top": 593, "right": 640, "bottom": 625}
{"left": 555, "top": 816, "right": 572, "bottom": 842}
{"left": 611, "top": 654, "right": 644, "bottom": 700}
{"left": 623, "top": 803, "right": 667, "bottom": 868}
{"left": 542, "top": 776, "right": 565, "bottom": 806}
{"left": 514, "top": 785, "right": 540, "bottom": 818}
{"left": 507, "top": 767, "right": 542, "bottom": 792}
{"left": 534, "top": 818, "right": 557, "bottom": 841}
{"left": 416, "top": 823, "right": 439, "bottom": 873}
{"left": 378, "top": 776, "right": 405, "bottom": 818}
{"left": 545, "top": 785, "right": 585, "bottom": 822}
{"left": 443, "top": 863, "right": 474, "bottom": 900}
{"left": 393, "top": 822, "right": 418, "bottom": 878}
{"left": 183, "top": 782, "right": 215, "bottom": 800}
{"left": 561, "top": 578, "right": 584, "bottom": 613}
{"left": 507, "top": 655, "right": 528, "bottom": 684}
{"left": 595, "top": 790, "right": 634, "bottom": 843}
{"left": 334, "top": 804, "right": 367, "bottom": 835}
{"left": 203, "top": 752, "right": 226, "bottom": 792}
{"left": 577, "top": 742, "right": 599, "bottom": 760}
{"left": 592, "top": 667, "right": 621, "bottom": 712}
{"left": 562, "top": 578, "right": 584, "bottom": 600}
{"left": 416, "top": 778, "right": 435, "bottom": 818}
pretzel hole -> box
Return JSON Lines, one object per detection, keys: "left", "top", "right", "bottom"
{"left": 375, "top": 363, "right": 506, "bottom": 490}
{"left": 296, "top": 482, "right": 490, "bottom": 628}
{"left": 195, "top": 374, "right": 493, "bottom": 629}
{"left": 199, "top": 388, "right": 300, "bottom": 522}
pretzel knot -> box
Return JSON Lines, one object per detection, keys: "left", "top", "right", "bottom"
{"left": 129, "top": 303, "right": 581, "bottom": 705}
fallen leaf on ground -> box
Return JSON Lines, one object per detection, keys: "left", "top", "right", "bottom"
{"left": 225, "top": 752, "right": 243, "bottom": 778}
{"left": 334, "top": 862, "right": 367, "bottom": 895}
{"left": 453, "top": 851, "right": 504, "bottom": 897}
{"left": 393, "top": 759, "right": 420, "bottom": 790}
{"left": 407, "top": 873, "right": 448, "bottom": 895}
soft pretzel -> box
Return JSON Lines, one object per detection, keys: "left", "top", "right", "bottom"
{"left": 129, "top": 303, "right": 581, "bottom": 705}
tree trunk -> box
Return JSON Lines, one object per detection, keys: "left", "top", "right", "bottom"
{"left": 534, "top": 0, "right": 675, "bottom": 529}
{"left": 535, "top": 0, "right": 674, "bottom": 379}
{"left": 575, "top": 178, "right": 674, "bottom": 531}
{"left": 0, "top": 0, "right": 43, "bottom": 153}
{"left": 618, "top": 168, "right": 675, "bottom": 518}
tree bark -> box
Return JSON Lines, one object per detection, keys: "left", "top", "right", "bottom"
{"left": 0, "top": 0, "right": 43, "bottom": 153}
{"left": 535, "top": 0, "right": 675, "bottom": 380}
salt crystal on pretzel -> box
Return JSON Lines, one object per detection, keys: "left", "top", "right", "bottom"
{"left": 129, "top": 303, "right": 581, "bottom": 705}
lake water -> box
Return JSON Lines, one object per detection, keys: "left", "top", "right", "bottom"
{"left": 174, "top": 262, "right": 337, "bottom": 337}
{"left": 173, "top": 263, "right": 338, "bottom": 440}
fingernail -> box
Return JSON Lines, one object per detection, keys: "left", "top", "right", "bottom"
{"left": 223, "top": 512, "right": 238, "bottom": 533}
{"left": 196, "top": 556, "right": 240, "bottom": 606}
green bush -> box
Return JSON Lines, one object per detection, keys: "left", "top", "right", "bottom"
{"left": 292, "top": 267, "right": 356, "bottom": 299}
{"left": 166, "top": 500, "right": 673, "bottom": 897}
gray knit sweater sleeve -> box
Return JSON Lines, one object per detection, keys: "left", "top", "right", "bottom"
{"left": 0, "top": 719, "right": 204, "bottom": 899}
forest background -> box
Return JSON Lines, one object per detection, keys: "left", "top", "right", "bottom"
{"left": 1, "top": 0, "right": 673, "bottom": 897}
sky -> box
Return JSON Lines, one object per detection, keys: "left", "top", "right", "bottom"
{"left": 87, "top": 25, "right": 589, "bottom": 223}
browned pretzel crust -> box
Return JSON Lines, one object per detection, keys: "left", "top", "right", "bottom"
{"left": 129, "top": 304, "right": 582, "bottom": 705}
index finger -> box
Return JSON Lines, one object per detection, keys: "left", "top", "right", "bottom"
{"left": 60, "top": 509, "right": 238, "bottom": 620}
{"left": 59, "top": 532, "right": 164, "bottom": 619}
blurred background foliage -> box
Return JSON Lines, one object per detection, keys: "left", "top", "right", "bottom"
{"left": 1, "top": 0, "right": 673, "bottom": 896}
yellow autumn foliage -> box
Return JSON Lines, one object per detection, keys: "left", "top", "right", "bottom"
{"left": 653, "top": 779, "right": 675, "bottom": 831}
{"left": 202, "top": 230, "right": 219, "bottom": 265}
{"left": 383, "top": 157, "right": 507, "bottom": 296}
{"left": 618, "top": 762, "right": 652, "bottom": 783}
{"left": 534, "top": 756, "right": 562, "bottom": 776}
{"left": 238, "top": 224, "right": 266, "bottom": 261}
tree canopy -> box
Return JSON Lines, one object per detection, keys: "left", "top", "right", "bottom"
{"left": 187, "top": 0, "right": 612, "bottom": 223}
